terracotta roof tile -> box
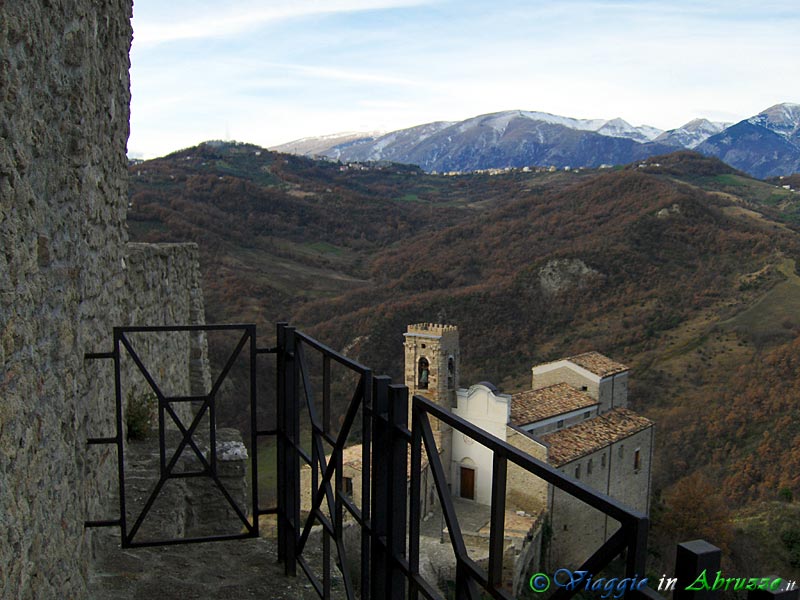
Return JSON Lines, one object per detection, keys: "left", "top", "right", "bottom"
{"left": 511, "top": 383, "right": 598, "bottom": 426}
{"left": 566, "top": 351, "right": 628, "bottom": 377}
{"left": 540, "top": 408, "right": 652, "bottom": 467}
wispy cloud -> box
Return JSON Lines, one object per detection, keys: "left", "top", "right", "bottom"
{"left": 265, "top": 62, "right": 423, "bottom": 87}
{"left": 133, "top": 0, "right": 437, "bottom": 46}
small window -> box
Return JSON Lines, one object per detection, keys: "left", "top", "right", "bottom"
{"left": 634, "top": 449, "right": 641, "bottom": 471}
{"left": 563, "top": 524, "right": 568, "bottom": 531}
{"left": 574, "top": 464, "right": 581, "bottom": 479}
{"left": 418, "top": 357, "right": 429, "bottom": 389}
{"left": 447, "top": 356, "right": 455, "bottom": 389}
{"left": 343, "top": 476, "right": 353, "bottom": 497}
{"left": 587, "top": 459, "right": 593, "bottom": 475}
{"left": 583, "top": 411, "right": 590, "bottom": 419}
{"left": 557, "top": 419, "right": 564, "bottom": 429}
{"left": 581, "top": 385, "right": 588, "bottom": 391}
{"left": 601, "top": 453, "right": 606, "bottom": 468}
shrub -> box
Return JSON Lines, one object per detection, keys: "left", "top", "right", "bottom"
{"left": 126, "top": 390, "right": 157, "bottom": 440}
{"left": 781, "top": 528, "right": 800, "bottom": 568}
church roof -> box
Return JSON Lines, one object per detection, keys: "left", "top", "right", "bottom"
{"left": 510, "top": 383, "right": 597, "bottom": 426}
{"left": 565, "top": 351, "right": 628, "bottom": 377}
{"left": 540, "top": 408, "right": 653, "bottom": 467}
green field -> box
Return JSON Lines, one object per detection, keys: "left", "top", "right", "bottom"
{"left": 721, "top": 259, "right": 800, "bottom": 341}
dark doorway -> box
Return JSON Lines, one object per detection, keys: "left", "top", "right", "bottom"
{"left": 460, "top": 467, "right": 475, "bottom": 500}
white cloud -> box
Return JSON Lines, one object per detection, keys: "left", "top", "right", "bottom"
{"left": 133, "top": 0, "right": 436, "bottom": 46}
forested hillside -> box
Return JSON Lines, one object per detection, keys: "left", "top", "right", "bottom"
{"left": 129, "top": 143, "right": 800, "bottom": 577}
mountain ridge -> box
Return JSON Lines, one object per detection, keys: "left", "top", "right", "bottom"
{"left": 272, "top": 103, "right": 800, "bottom": 178}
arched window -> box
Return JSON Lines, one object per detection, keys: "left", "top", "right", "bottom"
{"left": 418, "top": 357, "right": 429, "bottom": 389}
{"left": 447, "top": 356, "right": 455, "bottom": 389}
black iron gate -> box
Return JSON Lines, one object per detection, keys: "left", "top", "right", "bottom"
{"left": 84, "top": 324, "right": 278, "bottom": 547}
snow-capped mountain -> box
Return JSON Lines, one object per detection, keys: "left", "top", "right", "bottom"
{"left": 654, "top": 119, "right": 729, "bottom": 149}
{"left": 315, "top": 111, "right": 673, "bottom": 173}
{"left": 270, "top": 131, "right": 384, "bottom": 157}
{"left": 747, "top": 102, "right": 800, "bottom": 140}
{"left": 697, "top": 103, "right": 800, "bottom": 179}
{"left": 273, "top": 104, "right": 800, "bottom": 178}
{"left": 595, "top": 118, "right": 662, "bottom": 143}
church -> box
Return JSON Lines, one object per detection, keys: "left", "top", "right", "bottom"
{"left": 403, "top": 323, "right": 654, "bottom": 568}
{"left": 301, "top": 322, "right": 654, "bottom": 589}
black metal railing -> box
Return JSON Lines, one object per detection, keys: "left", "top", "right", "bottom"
{"left": 408, "top": 395, "right": 649, "bottom": 600}
{"left": 276, "top": 324, "right": 652, "bottom": 599}
{"left": 279, "top": 328, "right": 799, "bottom": 600}
{"left": 86, "top": 323, "right": 800, "bottom": 600}
{"left": 277, "top": 323, "right": 376, "bottom": 597}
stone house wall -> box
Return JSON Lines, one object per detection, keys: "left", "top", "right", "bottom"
{"left": 546, "top": 426, "right": 653, "bottom": 568}
{"left": 531, "top": 365, "right": 628, "bottom": 413}
{"left": 505, "top": 426, "right": 549, "bottom": 513}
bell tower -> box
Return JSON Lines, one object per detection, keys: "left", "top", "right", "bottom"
{"left": 403, "top": 323, "right": 459, "bottom": 428}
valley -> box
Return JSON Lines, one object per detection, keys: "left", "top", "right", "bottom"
{"left": 128, "top": 142, "right": 800, "bottom": 579}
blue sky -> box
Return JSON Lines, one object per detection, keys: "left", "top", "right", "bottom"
{"left": 128, "top": 0, "right": 800, "bottom": 159}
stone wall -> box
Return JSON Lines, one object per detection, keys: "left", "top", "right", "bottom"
{"left": 532, "top": 364, "right": 600, "bottom": 402}
{"left": 546, "top": 426, "right": 653, "bottom": 568}
{"left": 530, "top": 365, "right": 628, "bottom": 414}
{"left": 505, "top": 426, "right": 549, "bottom": 513}
{"left": 121, "top": 243, "right": 211, "bottom": 423}
{"left": 0, "top": 3, "right": 213, "bottom": 598}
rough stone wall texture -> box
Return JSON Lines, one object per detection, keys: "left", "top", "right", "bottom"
{"left": 0, "top": 3, "right": 212, "bottom": 598}
{"left": 505, "top": 427, "right": 549, "bottom": 513}
{"left": 1, "top": 2, "right": 132, "bottom": 597}
{"left": 121, "top": 243, "right": 211, "bottom": 428}
{"left": 532, "top": 365, "right": 600, "bottom": 402}
{"left": 512, "top": 520, "right": 543, "bottom": 598}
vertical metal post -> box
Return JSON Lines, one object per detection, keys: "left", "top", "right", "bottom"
{"left": 277, "top": 322, "right": 300, "bottom": 575}
{"left": 113, "top": 328, "right": 128, "bottom": 546}
{"left": 249, "top": 324, "right": 259, "bottom": 536}
{"left": 286, "top": 326, "right": 300, "bottom": 577}
{"left": 674, "top": 539, "right": 722, "bottom": 600}
{"left": 387, "top": 384, "right": 408, "bottom": 600}
{"left": 408, "top": 398, "right": 423, "bottom": 600}
{"left": 360, "top": 369, "right": 373, "bottom": 599}
{"left": 488, "top": 453, "right": 507, "bottom": 588}
{"left": 276, "top": 323, "right": 286, "bottom": 562}
{"left": 626, "top": 515, "right": 649, "bottom": 578}
{"left": 370, "top": 376, "right": 391, "bottom": 599}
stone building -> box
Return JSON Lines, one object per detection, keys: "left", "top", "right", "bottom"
{"left": 404, "top": 324, "right": 654, "bottom": 570}
{"left": 0, "top": 3, "right": 216, "bottom": 597}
